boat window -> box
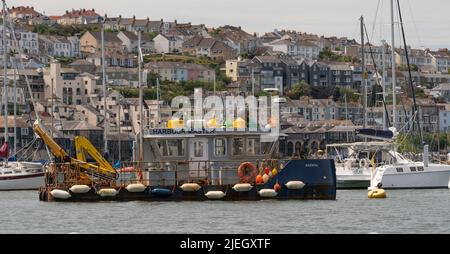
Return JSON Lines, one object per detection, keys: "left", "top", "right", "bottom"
{"left": 417, "top": 166, "right": 424, "bottom": 172}
{"left": 247, "top": 138, "right": 261, "bottom": 155}
{"left": 396, "top": 168, "right": 404, "bottom": 173}
{"left": 410, "top": 167, "right": 416, "bottom": 172}
{"left": 261, "top": 142, "right": 271, "bottom": 155}
{"left": 232, "top": 138, "right": 244, "bottom": 156}
{"left": 214, "top": 138, "right": 226, "bottom": 157}
{"left": 4, "top": 171, "right": 12, "bottom": 174}
{"left": 157, "top": 139, "right": 185, "bottom": 157}
{"left": 358, "top": 152, "right": 368, "bottom": 160}
{"left": 193, "top": 141, "right": 204, "bottom": 158}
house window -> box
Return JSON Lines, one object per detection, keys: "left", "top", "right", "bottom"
{"left": 21, "top": 128, "right": 29, "bottom": 136}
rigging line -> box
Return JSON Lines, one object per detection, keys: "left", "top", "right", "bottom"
{"left": 406, "top": 0, "right": 423, "bottom": 48}
{"left": 4, "top": 1, "right": 52, "bottom": 161}
{"left": 363, "top": 23, "right": 392, "bottom": 128}
{"left": 397, "top": 0, "right": 423, "bottom": 144}
{"left": 370, "top": 0, "right": 382, "bottom": 43}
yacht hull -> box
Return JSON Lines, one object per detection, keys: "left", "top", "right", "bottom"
{"left": 381, "top": 168, "right": 450, "bottom": 189}
{"left": 0, "top": 172, "right": 45, "bottom": 190}
{"left": 337, "top": 178, "right": 370, "bottom": 189}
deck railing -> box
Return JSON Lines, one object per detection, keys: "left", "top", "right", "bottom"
{"left": 43, "top": 159, "right": 288, "bottom": 188}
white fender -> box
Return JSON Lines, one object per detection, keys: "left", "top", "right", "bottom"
{"left": 205, "top": 191, "right": 226, "bottom": 200}
{"left": 258, "top": 189, "right": 278, "bottom": 198}
{"left": 126, "top": 183, "right": 146, "bottom": 193}
{"left": 97, "top": 188, "right": 119, "bottom": 197}
{"left": 232, "top": 183, "right": 253, "bottom": 192}
{"left": 69, "top": 185, "right": 91, "bottom": 194}
{"left": 285, "top": 181, "right": 305, "bottom": 190}
{"left": 180, "top": 183, "right": 201, "bottom": 192}
{"left": 50, "top": 189, "right": 71, "bottom": 200}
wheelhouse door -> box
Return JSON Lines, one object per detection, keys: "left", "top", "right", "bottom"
{"left": 189, "top": 138, "right": 209, "bottom": 179}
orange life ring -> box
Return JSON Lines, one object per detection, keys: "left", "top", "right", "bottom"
{"left": 238, "top": 162, "right": 257, "bottom": 182}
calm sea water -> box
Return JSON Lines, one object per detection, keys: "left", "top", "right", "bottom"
{"left": 1, "top": 189, "right": 449, "bottom": 234}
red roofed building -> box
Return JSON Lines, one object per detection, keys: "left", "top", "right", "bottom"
{"left": 58, "top": 8, "right": 102, "bottom": 25}
{"left": 5, "top": 6, "right": 41, "bottom": 19}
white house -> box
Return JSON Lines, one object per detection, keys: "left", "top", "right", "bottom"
{"left": 428, "top": 49, "right": 450, "bottom": 73}
{"left": 362, "top": 43, "right": 393, "bottom": 68}
{"left": 39, "top": 35, "right": 80, "bottom": 58}
{"left": 117, "top": 31, "right": 154, "bottom": 53}
{"left": 395, "top": 47, "right": 435, "bottom": 72}
{"left": 153, "top": 34, "right": 183, "bottom": 53}
{"left": 18, "top": 32, "right": 39, "bottom": 54}
{"left": 270, "top": 38, "right": 320, "bottom": 60}
{"left": 439, "top": 105, "right": 450, "bottom": 132}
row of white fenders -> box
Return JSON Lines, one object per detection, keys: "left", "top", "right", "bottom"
{"left": 49, "top": 181, "right": 306, "bottom": 200}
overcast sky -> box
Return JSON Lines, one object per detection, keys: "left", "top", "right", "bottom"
{"left": 8, "top": 0, "right": 450, "bottom": 49}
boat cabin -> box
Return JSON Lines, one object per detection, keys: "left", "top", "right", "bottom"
{"left": 135, "top": 128, "right": 281, "bottom": 186}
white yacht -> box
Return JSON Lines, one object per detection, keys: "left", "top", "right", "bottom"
{"left": 0, "top": 161, "right": 45, "bottom": 190}
{"left": 0, "top": 1, "right": 45, "bottom": 191}
{"left": 328, "top": 142, "right": 450, "bottom": 189}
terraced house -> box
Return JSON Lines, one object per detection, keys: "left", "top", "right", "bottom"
{"left": 428, "top": 48, "right": 450, "bottom": 73}
{"left": 57, "top": 9, "right": 102, "bottom": 25}
{"left": 80, "top": 31, "right": 123, "bottom": 54}
{"left": 182, "top": 36, "right": 236, "bottom": 61}
{"left": 144, "top": 61, "right": 215, "bottom": 82}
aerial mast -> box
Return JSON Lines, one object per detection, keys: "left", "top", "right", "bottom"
{"left": 360, "top": 16, "right": 367, "bottom": 128}
{"left": 2, "top": 0, "right": 8, "bottom": 144}
{"left": 138, "top": 30, "right": 144, "bottom": 171}
{"left": 382, "top": 40, "right": 387, "bottom": 130}
{"left": 101, "top": 21, "right": 108, "bottom": 155}
{"left": 391, "top": 0, "right": 397, "bottom": 129}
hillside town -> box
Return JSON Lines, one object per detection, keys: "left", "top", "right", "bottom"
{"left": 2, "top": 6, "right": 450, "bottom": 161}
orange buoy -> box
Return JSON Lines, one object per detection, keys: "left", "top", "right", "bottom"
{"left": 256, "top": 175, "right": 263, "bottom": 184}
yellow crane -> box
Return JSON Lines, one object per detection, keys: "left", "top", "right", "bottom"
{"left": 33, "top": 120, "right": 117, "bottom": 182}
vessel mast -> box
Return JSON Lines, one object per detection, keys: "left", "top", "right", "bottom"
{"left": 360, "top": 16, "right": 367, "bottom": 128}
{"left": 391, "top": 0, "right": 397, "bottom": 129}
{"left": 13, "top": 61, "right": 16, "bottom": 155}
{"left": 138, "top": 30, "right": 144, "bottom": 168}
{"left": 101, "top": 23, "right": 108, "bottom": 155}
{"left": 2, "top": 0, "right": 8, "bottom": 143}
{"left": 382, "top": 40, "right": 387, "bottom": 130}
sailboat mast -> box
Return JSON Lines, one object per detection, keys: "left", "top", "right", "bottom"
{"left": 101, "top": 24, "right": 108, "bottom": 154}
{"left": 156, "top": 77, "right": 160, "bottom": 126}
{"left": 138, "top": 30, "right": 143, "bottom": 165}
{"left": 13, "top": 61, "right": 16, "bottom": 155}
{"left": 391, "top": 0, "right": 397, "bottom": 129}
{"left": 382, "top": 40, "right": 387, "bottom": 130}
{"left": 360, "top": 16, "right": 367, "bottom": 128}
{"left": 2, "top": 0, "right": 8, "bottom": 143}
{"left": 251, "top": 67, "right": 255, "bottom": 96}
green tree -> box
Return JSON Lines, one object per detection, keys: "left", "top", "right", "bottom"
{"left": 399, "top": 64, "right": 418, "bottom": 72}
{"left": 286, "top": 81, "right": 312, "bottom": 99}
{"left": 339, "top": 87, "right": 360, "bottom": 103}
